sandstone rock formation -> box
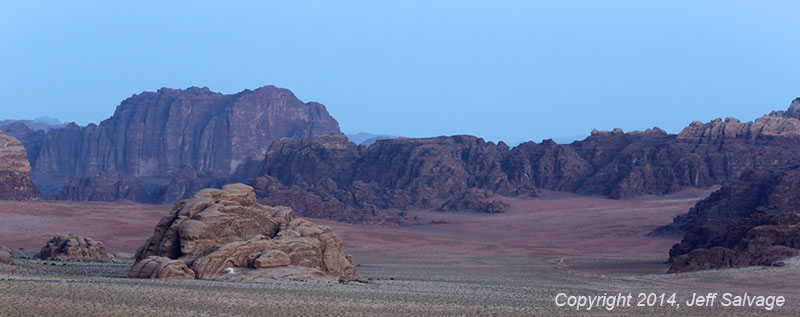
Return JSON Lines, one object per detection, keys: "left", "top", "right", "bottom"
{"left": 668, "top": 211, "right": 800, "bottom": 273}
{"left": 0, "top": 130, "right": 41, "bottom": 200}
{"left": 0, "top": 121, "right": 47, "bottom": 167}
{"left": 59, "top": 171, "right": 151, "bottom": 202}
{"left": 249, "top": 135, "right": 513, "bottom": 220}
{"left": 240, "top": 98, "right": 800, "bottom": 222}
{"left": 129, "top": 184, "right": 362, "bottom": 281}
{"left": 30, "top": 85, "right": 341, "bottom": 197}
{"left": 662, "top": 168, "right": 800, "bottom": 272}
{"left": 655, "top": 169, "right": 800, "bottom": 234}
{"left": 0, "top": 246, "right": 12, "bottom": 265}
{"left": 38, "top": 234, "right": 111, "bottom": 261}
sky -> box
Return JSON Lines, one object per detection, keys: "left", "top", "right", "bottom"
{"left": 2, "top": 1, "right": 800, "bottom": 144}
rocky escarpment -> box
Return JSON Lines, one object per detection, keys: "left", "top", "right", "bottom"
{"left": 244, "top": 99, "right": 800, "bottom": 220}
{"left": 38, "top": 234, "right": 111, "bottom": 261}
{"left": 0, "top": 130, "right": 41, "bottom": 200}
{"left": 250, "top": 135, "right": 514, "bottom": 220}
{"left": 31, "top": 85, "right": 341, "bottom": 198}
{"left": 130, "top": 184, "right": 361, "bottom": 281}
{"left": 668, "top": 211, "right": 800, "bottom": 273}
{"left": 662, "top": 168, "right": 800, "bottom": 272}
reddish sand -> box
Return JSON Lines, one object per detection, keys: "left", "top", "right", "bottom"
{"left": 0, "top": 200, "right": 168, "bottom": 252}
{"left": 320, "top": 189, "right": 712, "bottom": 263}
{"left": 0, "top": 189, "right": 711, "bottom": 269}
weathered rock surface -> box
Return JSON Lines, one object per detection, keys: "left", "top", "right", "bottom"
{"left": 239, "top": 99, "right": 800, "bottom": 222}
{"left": 0, "top": 246, "right": 12, "bottom": 265}
{"left": 0, "top": 130, "right": 41, "bottom": 201}
{"left": 130, "top": 184, "right": 362, "bottom": 281}
{"left": 0, "top": 121, "right": 47, "bottom": 167}
{"left": 655, "top": 169, "right": 800, "bottom": 234}
{"left": 249, "top": 135, "right": 513, "bottom": 220}
{"left": 59, "top": 171, "right": 151, "bottom": 202}
{"left": 668, "top": 211, "right": 800, "bottom": 273}
{"left": 661, "top": 167, "right": 800, "bottom": 272}
{"left": 38, "top": 234, "right": 111, "bottom": 261}
{"left": 31, "top": 85, "right": 341, "bottom": 197}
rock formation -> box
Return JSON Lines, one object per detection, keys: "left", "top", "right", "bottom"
{"left": 38, "top": 234, "right": 111, "bottom": 261}
{"left": 129, "top": 184, "right": 362, "bottom": 281}
{"left": 249, "top": 135, "right": 513, "bottom": 220}
{"left": 0, "top": 121, "right": 47, "bottom": 167}
{"left": 662, "top": 168, "right": 800, "bottom": 272}
{"left": 0, "top": 246, "right": 12, "bottom": 265}
{"left": 29, "top": 85, "right": 341, "bottom": 197}
{"left": 59, "top": 171, "right": 151, "bottom": 202}
{"left": 0, "top": 130, "right": 41, "bottom": 200}
{"left": 241, "top": 99, "right": 800, "bottom": 222}
{"left": 668, "top": 211, "right": 800, "bottom": 273}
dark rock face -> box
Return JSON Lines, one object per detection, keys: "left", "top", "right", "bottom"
{"left": 655, "top": 169, "right": 800, "bottom": 234}
{"left": 668, "top": 211, "right": 800, "bottom": 273}
{"left": 249, "top": 135, "right": 513, "bottom": 220}
{"left": 0, "top": 130, "right": 41, "bottom": 201}
{"left": 237, "top": 100, "right": 800, "bottom": 221}
{"left": 663, "top": 168, "right": 800, "bottom": 272}
{"left": 59, "top": 171, "right": 151, "bottom": 202}
{"left": 31, "top": 86, "right": 341, "bottom": 197}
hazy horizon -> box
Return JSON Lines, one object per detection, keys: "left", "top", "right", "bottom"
{"left": 2, "top": 1, "right": 800, "bottom": 143}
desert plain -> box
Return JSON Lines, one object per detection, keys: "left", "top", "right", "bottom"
{"left": 2, "top": 189, "right": 799, "bottom": 316}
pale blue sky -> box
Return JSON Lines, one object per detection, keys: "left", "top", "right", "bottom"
{"left": 2, "top": 1, "right": 799, "bottom": 143}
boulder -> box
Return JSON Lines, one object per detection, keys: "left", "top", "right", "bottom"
{"left": 0, "top": 246, "right": 12, "bottom": 265}
{"left": 129, "top": 184, "right": 362, "bottom": 281}
{"left": 38, "top": 234, "right": 111, "bottom": 261}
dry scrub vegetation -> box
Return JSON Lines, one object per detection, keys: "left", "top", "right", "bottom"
{"left": 1, "top": 255, "right": 800, "bottom": 316}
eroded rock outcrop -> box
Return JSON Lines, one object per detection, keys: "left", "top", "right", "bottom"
{"left": 0, "top": 246, "right": 12, "bottom": 265}
{"left": 249, "top": 135, "right": 513, "bottom": 219}
{"left": 129, "top": 184, "right": 362, "bottom": 281}
{"left": 662, "top": 168, "right": 800, "bottom": 272}
{"left": 38, "top": 234, "right": 111, "bottom": 261}
{"left": 59, "top": 171, "right": 151, "bottom": 202}
{"left": 668, "top": 211, "right": 800, "bottom": 273}
{"left": 0, "top": 130, "right": 41, "bottom": 200}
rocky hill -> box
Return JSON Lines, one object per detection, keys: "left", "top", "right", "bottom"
{"left": 657, "top": 167, "right": 800, "bottom": 272}
{"left": 0, "top": 130, "right": 41, "bottom": 200}
{"left": 130, "top": 184, "right": 361, "bottom": 281}
{"left": 27, "top": 85, "right": 341, "bottom": 199}
{"left": 239, "top": 98, "right": 800, "bottom": 221}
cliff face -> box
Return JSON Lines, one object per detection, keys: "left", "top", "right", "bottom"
{"left": 30, "top": 85, "right": 341, "bottom": 197}
{"left": 663, "top": 168, "right": 800, "bottom": 272}
{"left": 249, "top": 135, "right": 513, "bottom": 220}
{"left": 0, "top": 130, "right": 41, "bottom": 200}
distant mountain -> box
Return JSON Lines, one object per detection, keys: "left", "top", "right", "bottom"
{"left": 0, "top": 117, "right": 65, "bottom": 132}
{"left": 345, "top": 132, "right": 399, "bottom": 145}
{"left": 26, "top": 85, "right": 342, "bottom": 199}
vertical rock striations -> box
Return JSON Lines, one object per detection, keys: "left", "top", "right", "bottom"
{"left": 29, "top": 85, "right": 341, "bottom": 199}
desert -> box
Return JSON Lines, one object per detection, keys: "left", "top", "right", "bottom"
{"left": 4, "top": 2, "right": 800, "bottom": 316}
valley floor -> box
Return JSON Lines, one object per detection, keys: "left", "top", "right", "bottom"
{"left": 1, "top": 188, "right": 798, "bottom": 315}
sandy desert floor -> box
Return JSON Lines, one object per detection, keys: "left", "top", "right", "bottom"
{"left": 2, "top": 188, "right": 799, "bottom": 316}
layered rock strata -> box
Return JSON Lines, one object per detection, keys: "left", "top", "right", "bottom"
{"left": 129, "top": 184, "right": 361, "bottom": 281}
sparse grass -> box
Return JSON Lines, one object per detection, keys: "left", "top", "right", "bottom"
{"left": 1, "top": 256, "right": 799, "bottom": 316}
